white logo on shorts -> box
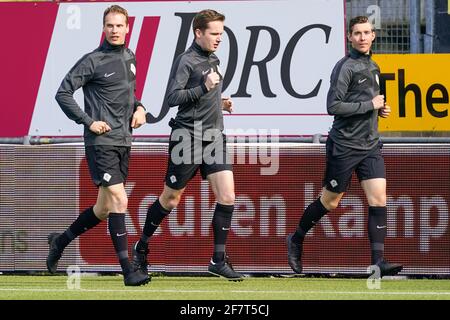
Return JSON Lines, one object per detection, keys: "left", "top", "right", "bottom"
{"left": 330, "top": 179, "right": 338, "bottom": 188}
{"left": 103, "top": 173, "right": 112, "bottom": 182}
{"left": 170, "top": 175, "right": 177, "bottom": 183}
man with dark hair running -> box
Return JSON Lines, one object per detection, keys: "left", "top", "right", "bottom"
{"left": 287, "top": 16, "right": 403, "bottom": 277}
{"left": 47, "top": 5, "right": 150, "bottom": 286}
{"left": 132, "top": 9, "right": 243, "bottom": 281}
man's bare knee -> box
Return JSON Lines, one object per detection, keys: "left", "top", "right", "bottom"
{"left": 111, "top": 195, "right": 128, "bottom": 212}
{"left": 368, "top": 196, "right": 386, "bottom": 207}
{"left": 93, "top": 205, "right": 109, "bottom": 221}
{"left": 217, "top": 192, "right": 235, "bottom": 205}
{"left": 160, "top": 193, "right": 181, "bottom": 210}
{"left": 322, "top": 199, "right": 339, "bottom": 211}
{"left": 320, "top": 190, "right": 343, "bottom": 211}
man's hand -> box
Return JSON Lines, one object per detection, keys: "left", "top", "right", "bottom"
{"left": 372, "top": 95, "right": 385, "bottom": 110}
{"left": 89, "top": 121, "right": 111, "bottom": 135}
{"left": 378, "top": 104, "right": 391, "bottom": 118}
{"left": 131, "top": 106, "right": 146, "bottom": 129}
{"left": 205, "top": 68, "right": 220, "bottom": 91}
{"left": 222, "top": 97, "right": 233, "bottom": 114}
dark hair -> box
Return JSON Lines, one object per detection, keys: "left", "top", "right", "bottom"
{"left": 192, "top": 9, "right": 225, "bottom": 37}
{"left": 103, "top": 5, "right": 129, "bottom": 26}
{"left": 348, "top": 16, "right": 373, "bottom": 33}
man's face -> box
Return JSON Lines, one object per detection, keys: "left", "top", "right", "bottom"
{"left": 348, "top": 22, "right": 375, "bottom": 54}
{"left": 103, "top": 12, "right": 129, "bottom": 46}
{"left": 195, "top": 20, "right": 224, "bottom": 53}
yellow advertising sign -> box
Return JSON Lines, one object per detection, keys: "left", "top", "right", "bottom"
{"left": 373, "top": 54, "right": 450, "bottom": 131}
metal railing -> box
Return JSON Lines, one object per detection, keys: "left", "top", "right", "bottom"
{"left": 2, "top": 135, "right": 450, "bottom": 145}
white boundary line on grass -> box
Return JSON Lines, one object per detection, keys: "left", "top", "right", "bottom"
{"left": 1, "top": 288, "right": 450, "bottom": 295}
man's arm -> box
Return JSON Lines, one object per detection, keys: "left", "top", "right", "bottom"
{"left": 166, "top": 58, "right": 208, "bottom": 107}
{"left": 55, "top": 55, "right": 95, "bottom": 128}
{"left": 326, "top": 64, "right": 374, "bottom": 117}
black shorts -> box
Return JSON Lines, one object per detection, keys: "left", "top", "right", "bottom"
{"left": 85, "top": 145, "right": 130, "bottom": 187}
{"left": 322, "top": 138, "right": 385, "bottom": 193}
{"left": 165, "top": 131, "right": 233, "bottom": 190}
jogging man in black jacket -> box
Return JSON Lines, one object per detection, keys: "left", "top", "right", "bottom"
{"left": 132, "top": 9, "right": 243, "bottom": 281}
{"left": 287, "top": 16, "right": 403, "bottom": 278}
{"left": 47, "top": 5, "right": 149, "bottom": 286}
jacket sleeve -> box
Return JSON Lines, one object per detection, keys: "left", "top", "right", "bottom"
{"left": 55, "top": 54, "right": 95, "bottom": 127}
{"left": 134, "top": 98, "right": 145, "bottom": 111}
{"left": 131, "top": 52, "right": 145, "bottom": 112}
{"left": 326, "top": 63, "right": 374, "bottom": 117}
{"left": 166, "top": 57, "right": 208, "bottom": 107}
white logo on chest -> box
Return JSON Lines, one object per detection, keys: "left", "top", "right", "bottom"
{"left": 358, "top": 78, "right": 367, "bottom": 84}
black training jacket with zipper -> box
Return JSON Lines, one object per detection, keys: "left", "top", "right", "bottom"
{"left": 327, "top": 48, "right": 381, "bottom": 151}
{"left": 55, "top": 40, "right": 142, "bottom": 146}
{"left": 166, "top": 41, "right": 224, "bottom": 137}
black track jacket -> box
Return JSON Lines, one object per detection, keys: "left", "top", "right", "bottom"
{"left": 55, "top": 40, "right": 142, "bottom": 146}
{"left": 327, "top": 48, "right": 381, "bottom": 150}
{"left": 166, "top": 41, "right": 224, "bottom": 138}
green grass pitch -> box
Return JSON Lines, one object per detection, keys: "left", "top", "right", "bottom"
{"left": 1, "top": 274, "right": 449, "bottom": 300}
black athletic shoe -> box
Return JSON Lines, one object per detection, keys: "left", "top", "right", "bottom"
{"left": 123, "top": 269, "right": 150, "bottom": 286}
{"left": 375, "top": 260, "right": 403, "bottom": 277}
{"left": 208, "top": 258, "right": 244, "bottom": 281}
{"left": 46, "top": 233, "right": 63, "bottom": 274}
{"left": 286, "top": 233, "right": 303, "bottom": 274}
{"left": 131, "top": 241, "right": 149, "bottom": 274}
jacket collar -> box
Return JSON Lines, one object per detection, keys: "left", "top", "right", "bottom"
{"left": 191, "top": 41, "right": 211, "bottom": 57}
{"left": 100, "top": 39, "right": 125, "bottom": 52}
{"left": 349, "top": 47, "right": 372, "bottom": 59}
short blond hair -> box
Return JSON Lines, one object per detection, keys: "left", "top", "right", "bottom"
{"left": 103, "top": 5, "right": 129, "bottom": 26}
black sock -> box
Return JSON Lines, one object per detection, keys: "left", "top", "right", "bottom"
{"left": 136, "top": 199, "right": 171, "bottom": 251}
{"left": 212, "top": 203, "right": 233, "bottom": 263}
{"left": 56, "top": 206, "right": 101, "bottom": 250}
{"left": 292, "top": 198, "right": 329, "bottom": 243}
{"left": 108, "top": 213, "right": 132, "bottom": 275}
{"left": 368, "top": 206, "right": 387, "bottom": 264}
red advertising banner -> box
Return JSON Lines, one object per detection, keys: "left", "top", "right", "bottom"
{"left": 78, "top": 145, "right": 450, "bottom": 274}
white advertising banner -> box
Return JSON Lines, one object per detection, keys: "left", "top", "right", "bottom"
{"left": 30, "top": 0, "right": 345, "bottom": 137}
